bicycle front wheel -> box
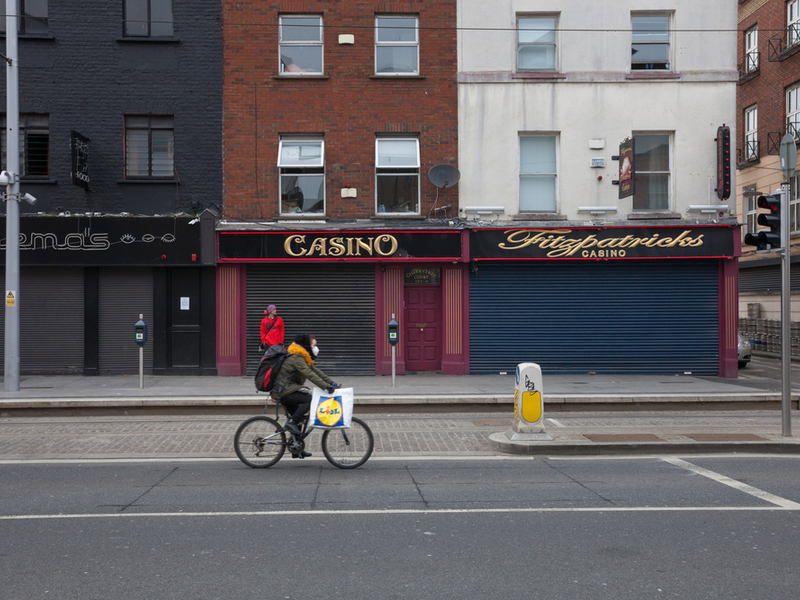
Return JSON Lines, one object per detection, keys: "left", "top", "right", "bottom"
{"left": 234, "top": 416, "right": 286, "bottom": 468}
{"left": 321, "top": 417, "right": 374, "bottom": 469}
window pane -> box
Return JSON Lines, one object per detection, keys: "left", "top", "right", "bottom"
{"left": 279, "top": 141, "right": 323, "bottom": 167}
{"left": 376, "top": 174, "right": 419, "bottom": 213}
{"left": 632, "top": 173, "right": 669, "bottom": 210}
{"left": 519, "top": 18, "right": 555, "bottom": 44}
{"left": 151, "top": 130, "right": 174, "bottom": 177}
{"left": 376, "top": 46, "right": 418, "bottom": 73}
{"left": 281, "top": 16, "right": 322, "bottom": 42}
{"left": 23, "top": 0, "right": 48, "bottom": 34}
{"left": 631, "top": 43, "right": 669, "bottom": 64}
{"left": 281, "top": 174, "right": 324, "bottom": 213}
{"left": 25, "top": 131, "right": 49, "bottom": 177}
{"left": 151, "top": 0, "right": 174, "bottom": 37}
{"left": 377, "top": 139, "right": 418, "bottom": 167}
{"left": 520, "top": 175, "right": 556, "bottom": 212}
{"left": 376, "top": 17, "right": 417, "bottom": 42}
{"left": 280, "top": 47, "right": 323, "bottom": 73}
{"left": 635, "top": 134, "right": 669, "bottom": 171}
{"left": 632, "top": 16, "right": 669, "bottom": 42}
{"left": 519, "top": 45, "right": 555, "bottom": 70}
{"left": 125, "top": 0, "right": 148, "bottom": 36}
{"left": 520, "top": 137, "right": 555, "bottom": 173}
{"left": 126, "top": 130, "right": 150, "bottom": 176}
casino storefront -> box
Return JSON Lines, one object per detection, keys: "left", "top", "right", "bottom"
{"left": 467, "top": 224, "right": 741, "bottom": 377}
{"left": 215, "top": 226, "right": 470, "bottom": 376}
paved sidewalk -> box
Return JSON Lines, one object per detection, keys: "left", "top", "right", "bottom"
{"left": 0, "top": 371, "right": 798, "bottom": 412}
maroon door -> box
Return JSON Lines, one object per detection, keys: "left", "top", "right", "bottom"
{"left": 404, "top": 286, "right": 441, "bottom": 371}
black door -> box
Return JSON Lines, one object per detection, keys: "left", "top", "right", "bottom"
{"left": 169, "top": 269, "right": 201, "bottom": 368}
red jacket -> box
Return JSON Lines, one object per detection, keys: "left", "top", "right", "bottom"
{"left": 260, "top": 316, "right": 285, "bottom": 346}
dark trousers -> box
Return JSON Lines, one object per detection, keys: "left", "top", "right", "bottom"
{"left": 281, "top": 390, "right": 312, "bottom": 421}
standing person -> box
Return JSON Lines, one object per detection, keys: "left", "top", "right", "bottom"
{"left": 271, "top": 333, "right": 339, "bottom": 458}
{"left": 260, "top": 304, "right": 284, "bottom": 352}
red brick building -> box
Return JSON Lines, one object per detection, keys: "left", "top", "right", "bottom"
{"left": 223, "top": 1, "right": 458, "bottom": 220}
{"left": 737, "top": 0, "right": 800, "bottom": 333}
{"left": 218, "top": 2, "right": 464, "bottom": 377}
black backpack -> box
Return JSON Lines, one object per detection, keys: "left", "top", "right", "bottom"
{"left": 254, "top": 344, "right": 290, "bottom": 393}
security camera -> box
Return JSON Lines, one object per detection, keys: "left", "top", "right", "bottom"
{"left": 0, "top": 171, "right": 12, "bottom": 186}
{"left": 21, "top": 192, "right": 37, "bottom": 206}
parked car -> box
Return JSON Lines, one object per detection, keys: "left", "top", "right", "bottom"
{"left": 738, "top": 332, "right": 752, "bottom": 368}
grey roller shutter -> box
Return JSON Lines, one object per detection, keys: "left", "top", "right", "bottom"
{"left": 469, "top": 260, "right": 719, "bottom": 375}
{"left": 98, "top": 268, "right": 154, "bottom": 374}
{"left": 247, "top": 264, "right": 375, "bottom": 375}
{"left": 0, "top": 267, "right": 84, "bottom": 374}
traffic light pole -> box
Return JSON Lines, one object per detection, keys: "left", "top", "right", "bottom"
{"left": 780, "top": 183, "right": 792, "bottom": 437}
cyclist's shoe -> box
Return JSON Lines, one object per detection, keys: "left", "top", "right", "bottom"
{"left": 291, "top": 451, "right": 313, "bottom": 459}
{"left": 285, "top": 419, "right": 301, "bottom": 435}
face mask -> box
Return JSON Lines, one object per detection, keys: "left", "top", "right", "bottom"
{"left": 312, "top": 346, "right": 320, "bottom": 357}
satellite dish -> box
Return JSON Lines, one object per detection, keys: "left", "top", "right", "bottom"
{"left": 428, "top": 164, "right": 461, "bottom": 189}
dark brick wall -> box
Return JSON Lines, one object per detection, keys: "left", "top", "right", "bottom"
{"left": 738, "top": 0, "right": 800, "bottom": 159}
{"left": 223, "top": 1, "right": 459, "bottom": 220}
{"left": 0, "top": 1, "right": 223, "bottom": 216}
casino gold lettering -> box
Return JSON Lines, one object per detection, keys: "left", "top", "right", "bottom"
{"left": 285, "top": 234, "right": 400, "bottom": 257}
{"left": 499, "top": 229, "right": 705, "bottom": 258}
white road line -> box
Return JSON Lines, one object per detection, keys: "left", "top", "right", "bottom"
{"left": 663, "top": 457, "right": 800, "bottom": 509}
{"left": 1, "top": 505, "right": 798, "bottom": 521}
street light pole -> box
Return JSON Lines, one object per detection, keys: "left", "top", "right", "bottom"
{"left": 4, "top": 0, "right": 20, "bottom": 391}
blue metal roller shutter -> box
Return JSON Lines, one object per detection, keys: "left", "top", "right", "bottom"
{"left": 469, "top": 260, "right": 719, "bottom": 374}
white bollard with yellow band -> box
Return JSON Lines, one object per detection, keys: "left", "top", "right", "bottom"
{"left": 506, "top": 362, "right": 552, "bottom": 441}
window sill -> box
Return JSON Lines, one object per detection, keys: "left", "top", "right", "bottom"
{"left": 20, "top": 178, "right": 57, "bottom": 185}
{"left": 0, "top": 33, "right": 55, "bottom": 41}
{"left": 369, "top": 74, "right": 425, "bottom": 79}
{"left": 118, "top": 179, "right": 179, "bottom": 184}
{"left": 511, "top": 213, "right": 567, "bottom": 221}
{"left": 371, "top": 214, "right": 425, "bottom": 219}
{"left": 738, "top": 69, "right": 759, "bottom": 85}
{"left": 627, "top": 212, "right": 681, "bottom": 220}
{"left": 737, "top": 157, "right": 760, "bottom": 169}
{"left": 278, "top": 214, "right": 327, "bottom": 220}
{"left": 273, "top": 74, "right": 330, "bottom": 80}
{"left": 625, "top": 72, "right": 681, "bottom": 80}
{"left": 116, "top": 37, "right": 181, "bottom": 44}
{"left": 511, "top": 72, "right": 567, "bottom": 80}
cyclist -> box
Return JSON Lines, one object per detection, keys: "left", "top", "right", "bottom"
{"left": 271, "top": 333, "right": 339, "bottom": 458}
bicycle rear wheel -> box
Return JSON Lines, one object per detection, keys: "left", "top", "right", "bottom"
{"left": 234, "top": 416, "right": 286, "bottom": 468}
{"left": 321, "top": 417, "right": 374, "bottom": 469}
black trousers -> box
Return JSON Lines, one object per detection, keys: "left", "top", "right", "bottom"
{"left": 281, "top": 390, "right": 312, "bottom": 421}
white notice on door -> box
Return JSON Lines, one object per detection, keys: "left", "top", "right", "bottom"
{"left": 180, "top": 297, "right": 190, "bottom": 310}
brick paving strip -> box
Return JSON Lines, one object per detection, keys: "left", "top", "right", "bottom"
{"left": 0, "top": 411, "right": 796, "bottom": 459}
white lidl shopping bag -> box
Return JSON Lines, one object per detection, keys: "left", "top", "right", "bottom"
{"left": 309, "top": 387, "right": 354, "bottom": 429}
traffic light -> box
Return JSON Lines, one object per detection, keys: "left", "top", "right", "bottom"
{"left": 744, "top": 193, "right": 782, "bottom": 250}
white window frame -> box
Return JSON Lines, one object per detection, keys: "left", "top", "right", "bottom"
{"left": 375, "top": 137, "right": 421, "bottom": 214}
{"left": 788, "top": 85, "right": 800, "bottom": 140}
{"left": 790, "top": 175, "right": 800, "bottom": 234}
{"left": 745, "top": 105, "right": 758, "bottom": 161}
{"left": 279, "top": 15, "right": 323, "bottom": 75}
{"left": 790, "top": 1, "right": 800, "bottom": 47}
{"left": 745, "top": 26, "right": 758, "bottom": 72}
{"left": 631, "top": 13, "right": 671, "bottom": 71}
{"left": 375, "top": 15, "right": 419, "bottom": 75}
{"left": 517, "top": 14, "right": 557, "bottom": 72}
{"left": 519, "top": 134, "right": 557, "bottom": 213}
{"left": 631, "top": 132, "right": 671, "bottom": 212}
{"left": 745, "top": 187, "right": 758, "bottom": 236}
{"left": 277, "top": 137, "right": 325, "bottom": 215}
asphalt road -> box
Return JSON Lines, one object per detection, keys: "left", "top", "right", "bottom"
{"left": 3, "top": 456, "right": 800, "bottom": 599}
{"left": 740, "top": 354, "right": 800, "bottom": 390}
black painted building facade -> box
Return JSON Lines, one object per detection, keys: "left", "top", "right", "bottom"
{"left": 0, "top": 2, "right": 221, "bottom": 374}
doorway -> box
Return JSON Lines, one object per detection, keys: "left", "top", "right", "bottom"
{"left": 404, "top": 285, "right": 441, "bottom": 371}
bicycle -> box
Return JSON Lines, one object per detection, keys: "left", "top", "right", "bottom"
{"left": 234, "top": 401, "right": 374, "bottom": 469}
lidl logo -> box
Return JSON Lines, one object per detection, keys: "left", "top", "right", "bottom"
{"left": 315, "top": 397, "right": 344, "bottom": 427}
